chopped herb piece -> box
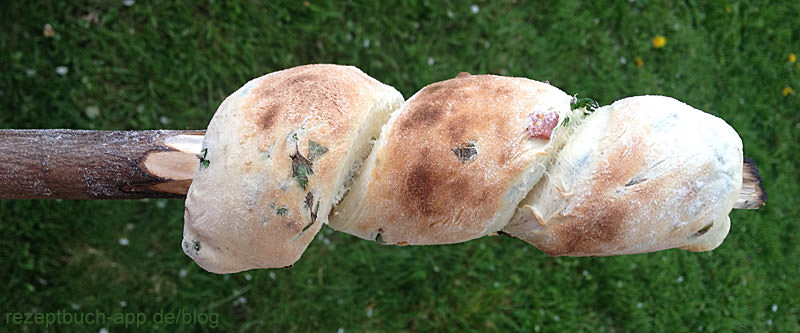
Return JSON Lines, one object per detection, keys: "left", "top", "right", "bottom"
{"left": 562, "top": 115, "right": 571, "bottom": 127}
{"left": 452, "top": 141, "right": 478, "bottom": 163}
{"left": 691, "top": 223, "right": 714, "bottom": 238}
{"left": 276, "top": 206, "right": 288, "bottom": 215}
{"left": 307, "top": 140, "right": 329, "bottom": 161}
{"left": 570, "top": 95, "right": 599, "bottom": 114}
{"left": 182, "top": 240, "right": 201, "bottom": 253}
{"left": 301, "top": 193, "right": 317, "bottom": 232}
{"left": 291, "top": 148, "right": 314, "bottom": 190}
{"left": 625, "top": 177, "right": 648, "bottom": 187}
{"left": 301, "top": 220, "right": 315, "bottom": 232}
{"left": 197, "top": 148, "right": 210, "bottom": 168}
{"left": 375, "top": 228, "right": 385, "bottom": 244}
{"left": 305, "top": 192, "right": 317, "bottom": 222}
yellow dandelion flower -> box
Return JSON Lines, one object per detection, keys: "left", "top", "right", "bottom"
{"left": 725, "top": 6, "right": 732, "bottom": 14}
{"left": 782, "top": 86, "right": 793, "bottom": 96}
{"left": 652, "top": 36, "right": 666, "bottom": 48}
{"left": 789, "top": 53, "right": 797, "bottom": 63}
{"left": 635, "top": 56, "right": 644, "bottom": 67}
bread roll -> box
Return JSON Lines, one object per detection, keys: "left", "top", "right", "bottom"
{"left": 182, "top": 65, "right": 751, "bottom": 273}
{"left": 328, "top": 73, "right": 581, "bottom": 245}
{"left": 182, "top": 65, "right": 403, "bottom": 273}
{"left": 503, "top": 95, "right": 743, "bottom": 256}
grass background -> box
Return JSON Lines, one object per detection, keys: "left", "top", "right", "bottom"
{"left": 1, "top": 0, "right": 798, "bottom": 331}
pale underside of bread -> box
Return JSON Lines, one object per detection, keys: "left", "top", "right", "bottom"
{"left": 329, "top": 74, "right": 577, "bottom": 245}
{"left": 503, "top": 95, "right": 743, "bottom": 256}
{"left": 183, "top": 64, "right": 403, "bottom": 273}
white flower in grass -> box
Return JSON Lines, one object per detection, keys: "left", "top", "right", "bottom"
{"left": 179, "top": 269, "right": 187, "bottom": 277}
{"left": 244, "top": 273, "right": 252, "bottom": 281}
{"left": 156, "top": 199, "right": 167, "bottom": 208}
{"left": 772, "top": 304, "right": 778, "bottom": 312}
{"left": 470, "top": 4, "right": 479, "bottom": 14}
{"left": 26, "top": 68, "right": 36, "bottom": 77}
{"left": 619, "top": 57, "right": 627, "bottom": 64}
{"left": 120, "top": 300, "right": 127, "bottom": 307}
{"left": 159, "top": 116, "right": 170, "bottom": 125}
{"left": 447, "top": 10, "right": 455, "bottom": 19}
{"left": 56, "top": 66, "right": 68, "bottom": 75}
{"left": 553, "top": 315, "right": 560, "bottom": 321}
{"left": 363, "top": 38, "right": 370, "bottom": 48}
{"left": 85, "top": 106, "right": 100, "bottom": 119}
{"left": 337, "top": 328, "right": 344, "bottom": 333}
{"left": 268, "top": 271, "right": 276, "bottom": 280}
{"left": 636, "top": 302, "right": 643, "bottom": 309}
{"left": 99, "top": 328, "right": 109, "bottom": 333}
{"left": 119, "top": 238, "right": 129, "bottom": 246}
{"left": 427, "top": 57, "right": 435, "bottom": 66}
{"left": 677, "top": 276, "right": 684, "bottom": 283}
{"left": 123, "top": 0, "right": 135, "bottom": 6}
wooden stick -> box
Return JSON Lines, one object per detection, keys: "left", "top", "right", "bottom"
{"left": 0, "top": 129, "right": 766, "bottom": 209}
{"left": 735, "top": 158, "right": 768, "bottom": 209}
{"left": 0, "top": 129, "right": 203, "bottom": 199}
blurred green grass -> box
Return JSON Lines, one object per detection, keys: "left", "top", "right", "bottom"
{"left": 1, "top": 0, "right": 798, "bottom": 331}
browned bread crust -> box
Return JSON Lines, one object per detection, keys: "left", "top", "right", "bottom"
{"left": 329, "top": 74, "right": 574, "bottom": 245}
{"left": 183, "top": 65, "right": 403, "bottom": 273}
{"left": 182, "top": 66, "right": 747, "bottom": 273}
{"left": 503, "top": 96, "right": 742, "bottom": 256}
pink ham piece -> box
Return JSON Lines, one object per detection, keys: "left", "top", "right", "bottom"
{"left": 526, "top": 110, "right": 560, "bottom": 139}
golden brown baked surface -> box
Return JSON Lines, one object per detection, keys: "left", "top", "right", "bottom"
{"left": 329, "top": 74, "right": 573, "bottom": 245}
{"left": 183, "top": 64, "right": 403, "bottom": 273}
{"left": 504, "top": 96, "right": 742, "bottom": 256}
{"left": 182, "top": 65, "right": 747, "bottom": 273}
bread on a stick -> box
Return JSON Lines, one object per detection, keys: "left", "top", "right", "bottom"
{"left": 503, "top": 95, "right": 742, "bottom": 256}
{"left": 182, "top": 65, "right": 403, "bottom": 273}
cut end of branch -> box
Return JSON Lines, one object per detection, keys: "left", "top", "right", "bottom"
{"left": 733, "top": 157, "right": 767, "bottom": 210}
